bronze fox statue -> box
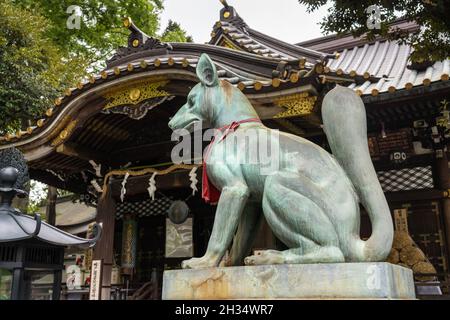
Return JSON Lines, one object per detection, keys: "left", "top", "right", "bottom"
{"left": 168, "top": 54, "right": 393, "bottom": 269}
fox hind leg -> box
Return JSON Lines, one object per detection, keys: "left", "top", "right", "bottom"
{"left": 244, "top": 172, "right": 344, "bottom": 265}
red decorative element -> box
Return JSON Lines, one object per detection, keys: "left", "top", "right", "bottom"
{"left": 202, "top": 118, "right": 261, "bottom": 204}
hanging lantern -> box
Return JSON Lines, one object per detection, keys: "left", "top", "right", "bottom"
{"left": 167, "top": 200, "right": 189, "bottom": 224}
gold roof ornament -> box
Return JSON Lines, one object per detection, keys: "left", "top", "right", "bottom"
{"left": 27, "top": 127, "right": 33, "bottom": 134}
{"left": 123, "top": 17, "right": 132, "bottom": 28}
{"left": 388, "top": 86, "right": 396, "bottom": 93}
{"left": 314, "top": 63, "right": 324, "bottom": 74}
{"left": 51, "top": 120, "right": 78, "bottom": 146}
{"left": 54, "top": 98, "right": 62, "bottom": 106}
{"left": 290, "top": 72, "right": 299, "bottom": 83}
{"left": 132, "top": 39, "right": 139, "bottom": 47}
{"left": 299, "top": 57, "right": 306, "bottom": 69}
{"left": 37, "top": 119, "right": 45, "bottom": 127}
{"left": 59, "top": 129, "right": 69, "bottom": 140}
{"left": 140, "top": 60, "right": 148, "bottom": 68}
{"left": 129, "top": 88, "right": 141, "bottom": 101}
{"left": 274, "top": 92, "right": 317, "bottom": 118}
{"left": 46, "top": 108, "right": 53, "bottom": 117}
{"left": 103, "top": 80, "right": 170, "bottom": 110}
{"left": 101, "top": 71, "right": 108, "bottom": 79}
{"left": 272, "top": 78, "right": 281, "bottom": 88}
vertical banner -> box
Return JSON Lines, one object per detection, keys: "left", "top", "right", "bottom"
{"left": 84, "top": 222, "right": 96, "bottom": 275}
{"left": 121, "top": 214, "right": 137, "bottom": 274}
{"left": 89, "top": 260, "right": 102, "bottom": 300}
{"left": 165, "top": 218, "right": 193, "bottom": 258}
{"left": 394, "top": 208, "right": 409, "bottom": 233}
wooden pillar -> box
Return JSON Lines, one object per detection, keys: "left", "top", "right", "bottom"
{"left": 52, "top": 270, "right": 62, "bottom": 300}
{"left": 46, "top": 186, "right": 57, "bottom": 226}
{"left": 93, "top": 189, "right": 116, "bottom": 300}
{"left": 435, "top": 152, "right": 450, "bottom": 265}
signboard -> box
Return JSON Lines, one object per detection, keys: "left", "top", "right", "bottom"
{"left": 89, "top": 260, "right": 102, "bottom": 300}
{"left": 368, "top": 128, "right": 413, "bottom": 159}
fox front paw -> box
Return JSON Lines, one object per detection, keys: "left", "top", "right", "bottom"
{"left": 181, "top": 256, "right": 218, "bottom": 269}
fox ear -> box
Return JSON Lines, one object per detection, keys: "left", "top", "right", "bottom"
{"left": 196, "top": 54, "right": 219, "bottom": 87}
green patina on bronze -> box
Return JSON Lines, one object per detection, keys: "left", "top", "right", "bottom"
{"left": 168, "top": 54, "right": 394, "bottom": 269}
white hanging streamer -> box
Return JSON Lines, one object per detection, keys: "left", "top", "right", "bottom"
{"left": 189, "top": 167, "right": 198, "bottom": 196}
{"left": 120, "top": 172, "right": 130, "bottom": 203}
{"left": 90, "top": 180, "right": 103, "bottom": 193}
{"left": 147, "top": 172, "right": 158, "bottom": 201}
{"left": 89, "top": 160, "right": 102, "bottom": 177}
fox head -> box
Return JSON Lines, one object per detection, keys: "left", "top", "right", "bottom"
{"left": 168, "top": 53, "right": 258, "bottom": 132}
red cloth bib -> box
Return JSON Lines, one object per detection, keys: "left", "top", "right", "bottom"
{"left": 202, "top": 118, "right": 261, "bottom": 204}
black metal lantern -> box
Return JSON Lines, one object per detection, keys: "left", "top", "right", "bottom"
{"left": 0, "top": 149, "right": 101, "bottom": 300}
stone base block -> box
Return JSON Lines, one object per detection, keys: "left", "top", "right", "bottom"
{"left": 162, "top": 262, "right": 415, "bottom": 300}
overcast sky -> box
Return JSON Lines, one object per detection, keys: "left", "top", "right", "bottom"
{"left": 159, "top": 0, "right": 331, "bottom": 44}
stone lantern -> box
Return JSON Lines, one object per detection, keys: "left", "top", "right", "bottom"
{"left": 0, "top": 166, "right": 101, "bottom": 300}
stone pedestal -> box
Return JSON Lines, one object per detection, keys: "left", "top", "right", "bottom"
{"left": 162, "top": 262, "right": 416, "bottom": 300}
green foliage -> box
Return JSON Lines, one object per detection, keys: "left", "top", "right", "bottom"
{"left": 0, "top": 0, "right": 191, "bottom": 134}
{"left": 0, "top": 0, "right": 89, "bottom": 133}
{"left": 162, "top": 20, "right": 194, "bottom": 43}
{"left": 299, "top": 0, "right": 450, "bottom": 62}
{"left": 10, "top": 0, "right": 193, "bottom": 62}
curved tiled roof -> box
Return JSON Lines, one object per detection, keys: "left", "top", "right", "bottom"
{"left": 326, "top": 40, "right": 449, "bottom": 96}
{"left": 2, "top": 2, "right": 423, "bottom": 148}
{"left": 297, "top": 22, "right": 450, "bottom": 97}
{"left": 209, "top": 3, "right": 334, "bottom": 64}
{"left": 0, "top": 13, "right": 360, "bottom": 148}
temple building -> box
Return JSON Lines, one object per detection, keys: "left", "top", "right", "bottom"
{"left": 0, "top": 2, "right": 449, "bottom": 299}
